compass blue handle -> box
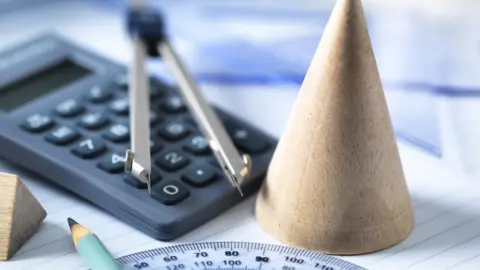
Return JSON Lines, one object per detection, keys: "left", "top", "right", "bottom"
{"left": 126, "top": 5, "right": 166, "bottom": 57}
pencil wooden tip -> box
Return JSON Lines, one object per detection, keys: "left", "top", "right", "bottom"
{"left": 68, "top": 218, "right": 92, "bottom": 246}
{"left": 67, "top": 218, "right": 78, "bottom": 229}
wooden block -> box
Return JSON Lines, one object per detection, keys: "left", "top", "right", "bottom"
{"left": 254, "top": 0, "right": 414, "bottom": 255}
{"left": 0, "top": 173, "right": 46, "bottom": 260}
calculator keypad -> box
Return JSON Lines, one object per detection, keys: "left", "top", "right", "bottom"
{"left": 158, "top": 121, "right": 190, "bottom": 141}
{"left": 88, "top": 85, "right": 113, "bottom": 103}
{"left": 183, "top": 135, "right": 210, "bottom": 155}
{"left": 116, "top": 74, "right": 165, "bottom": 99}
{"left": 182, "top": 165, "right": 216, "bottom": 187}
{"left": 110, "top": 97, "right": 129, "bottom": 115}
{"left": 102, "top": 124, "right": 129, "bottom": 143}
{"left": 124, "top": 175, "right": 147, "bottom": 189}
{"left": 78, "top": 112, "right": 110, "bottom": 130}
{"left": 114, "top": 74, "right": 129, "bottom": 90}
{"left": 151, "top": 180, "right": 190, "bottom": 205}
{"left": 124, "top": 167, "right": 162, "bottom": 189}
{"left": 45, "top": 126, "right": 79, "bottom": 145}
{"left": 71, "top": 138, "right": 106, "bottom": 159}
{"left": 225, "top": 122, "right": 269, "bottom": 153}
{"left": 150, "top": 139, "right": 163, "bottom": 154}
{"left": 155, "top": 151, "right": 190, "bottom": 171}
{"left": 149, "top": 111, "right": 161, "bottom": 126}
{"left": 97, "top": 152, "right": 126, "bottom": 173}
{"left": 160, "top": 96, "right": 186, "bottom": 113}
{"left": 55, "top": 99, "right": 84, "bottom": 117}
{"left": 18, "top": 75, "right": 272, "bottom": 210}
{"left": 21, "top": 114, "right": 54, "bottom": 132}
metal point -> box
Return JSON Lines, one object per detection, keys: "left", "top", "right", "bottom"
{"left": 158, "top": 40, "right": 251, "bottom": 195}
{"left": 125, "top": 149, "right": 152, "bottom": 193}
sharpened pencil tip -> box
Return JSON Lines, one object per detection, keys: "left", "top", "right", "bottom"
{"left": 67, "top": 217, "right": 78, "bottom": 229}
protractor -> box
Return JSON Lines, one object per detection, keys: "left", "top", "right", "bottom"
{"left": 109, "top": 242, "right": 368, "bottom": 270}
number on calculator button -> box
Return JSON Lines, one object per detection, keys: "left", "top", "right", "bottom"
{"left": 155, "top": 151, "right": 190, "bottom": 171}
{"left": 55, "top": 99, "right": 84, "bottom": 117}
{"left": 183, "top": 135, "right": 210, "bottom": 154}
{"left": 78, "top": 112, "right": 110, "bottom": 130}
{"left": 88, "top": 85, "right": 113, "bottom": 103}
{"left": 151, "top": 180, "right": 190, "bottom": 205}
{"left": 20, "top": 114, "right": 54, "bottom": 132}
{"left": 158, "top": 121, "right": 189, "bottom": 141}
{"left": 71, "top": 138, "right": 106, "bottom": 159}
{"left": 97, "top": 152, "right": 126, "bottom": 173}
{"left": 182, "top": 165, "right": 216, "bottom": 187}
{"left": 160, "top": 96, "right": 185, "bottom": 113}
{"left": 102, "top": 124, "right": 129, "bottom": 143}
{"left": 109, "top": 97, "right": 129, "bottom": 115}
{"left": 45, "top": 126, "right": 79, "bottom": 145}
{"left": 226, "top": 123, "right": 269, "bottom": 153}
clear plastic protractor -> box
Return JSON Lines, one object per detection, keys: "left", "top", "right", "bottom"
{"left": 114, "top": 242, "right": 368, "bottom": 270}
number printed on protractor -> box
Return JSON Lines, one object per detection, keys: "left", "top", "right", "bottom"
{"left": 96, "top": 242, "right": 368, "bottom": 270}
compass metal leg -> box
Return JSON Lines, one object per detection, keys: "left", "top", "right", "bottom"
{"left": 124, "top": 3, "right": 251, "bottom": 195}
{"left": 124, "top": 2, "right": 152, "bottom": 192}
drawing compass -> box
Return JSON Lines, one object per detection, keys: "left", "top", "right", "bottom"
{"left": 124, "top": 0, "right": 251, "bottom": 195}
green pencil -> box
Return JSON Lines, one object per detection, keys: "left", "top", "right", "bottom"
{"left": 68, "top": 218, "right": 123, "bottom": 270}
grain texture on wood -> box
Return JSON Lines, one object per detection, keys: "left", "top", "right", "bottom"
{"left": 0, "top": 173, "right": 46, "bottom": 260}
{"left": 254, "top": 0, "right": 414, "bottom": 255}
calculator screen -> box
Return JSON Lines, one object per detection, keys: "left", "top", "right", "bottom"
{"left": 0, "top": 58, "right": 91, "bottom": 112}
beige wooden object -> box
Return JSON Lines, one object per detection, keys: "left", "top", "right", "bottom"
{"left": 0, "top": 173, "right": 46, "bottom": 260}
{"left": 254, "top": 0, "right": 414, "bottom": 255}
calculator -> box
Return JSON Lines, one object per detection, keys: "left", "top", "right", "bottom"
{"left": 0, "top": 33, "right": 277, "bottom": 240}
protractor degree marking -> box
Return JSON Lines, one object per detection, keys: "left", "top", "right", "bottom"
{"left": 112, "top": 241, "right": 368, "bottom": 270}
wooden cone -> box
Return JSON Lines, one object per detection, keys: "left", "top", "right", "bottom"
{"left": 0, "top": 173, "right": 46, "bottom": 260}
{"left": 254, "top": 0, "right": 414, "bottom": 255}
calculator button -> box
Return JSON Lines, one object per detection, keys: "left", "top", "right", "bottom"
{"left": 115, "top": 74, "right": 129, "bottom": 90}
{"left": 78, "top": 112, "right": 110, "bottom": 130}
{"left": 209, "top": 157, "right": 221, "bottom": 168}
{"left": 150, "top": 139, "right": 163, "bottom": 154}
{"left": 20, "top": 114, "right": 54, "bottom": 133}
{"left": 155, "top": 151, "right": 190, "bottom": 171}
{"left": 157, "top": 121, "right": 190, "bottom": 140}
{"left": 71, "top": 138, "right": 106, "bottom": 158}
{"left": 151, "top": 180, "right": 190, "bottom": 205}
{"left": 182, "top": 165, "right": 216, "bottom": 187}
{"left": 55, "top": 99, "right": 84, "bottom": 117}
{"left": 97, "top": 152, "right": 126, "bottom": 173}
{"left": 226, "top": 123, "right": 268, "bottom": 153}
{"left": 149, "top": 84, "right": 163, "bottom": 99}
{"left": 88, "top": 85, "right": 113, "bottom": 103}
{"left": 124, "top": 176, "right": 144, "bottom": 189}
{"left": 102, "top": 124, "right": 129, "bottom": 143}
{"left": 183, "top": 135, "right": 210, "bottom": 154}
{"left": 45, "top": 126, "right": 79, "bottom": 145}
{"left": 125, "top": 138, "right": 164, "bottom": 154}
{"left": 160, "top": 96, "right": 185, "bottom": 113}
{"left": 124, "top": 167, "right": 162, "bottom": 189}
{"left": 110, "top": 98, "right": 129, "bottom": 115}
{"left": 150, "top": 111, "right": 162, "bottom": 126}
{"left": 183, "top": 116, "right": 197, "bottom": 127}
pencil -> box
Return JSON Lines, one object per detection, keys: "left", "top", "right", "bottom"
{"left": 67, "top": 218, "right": 123, "bottom": 270}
